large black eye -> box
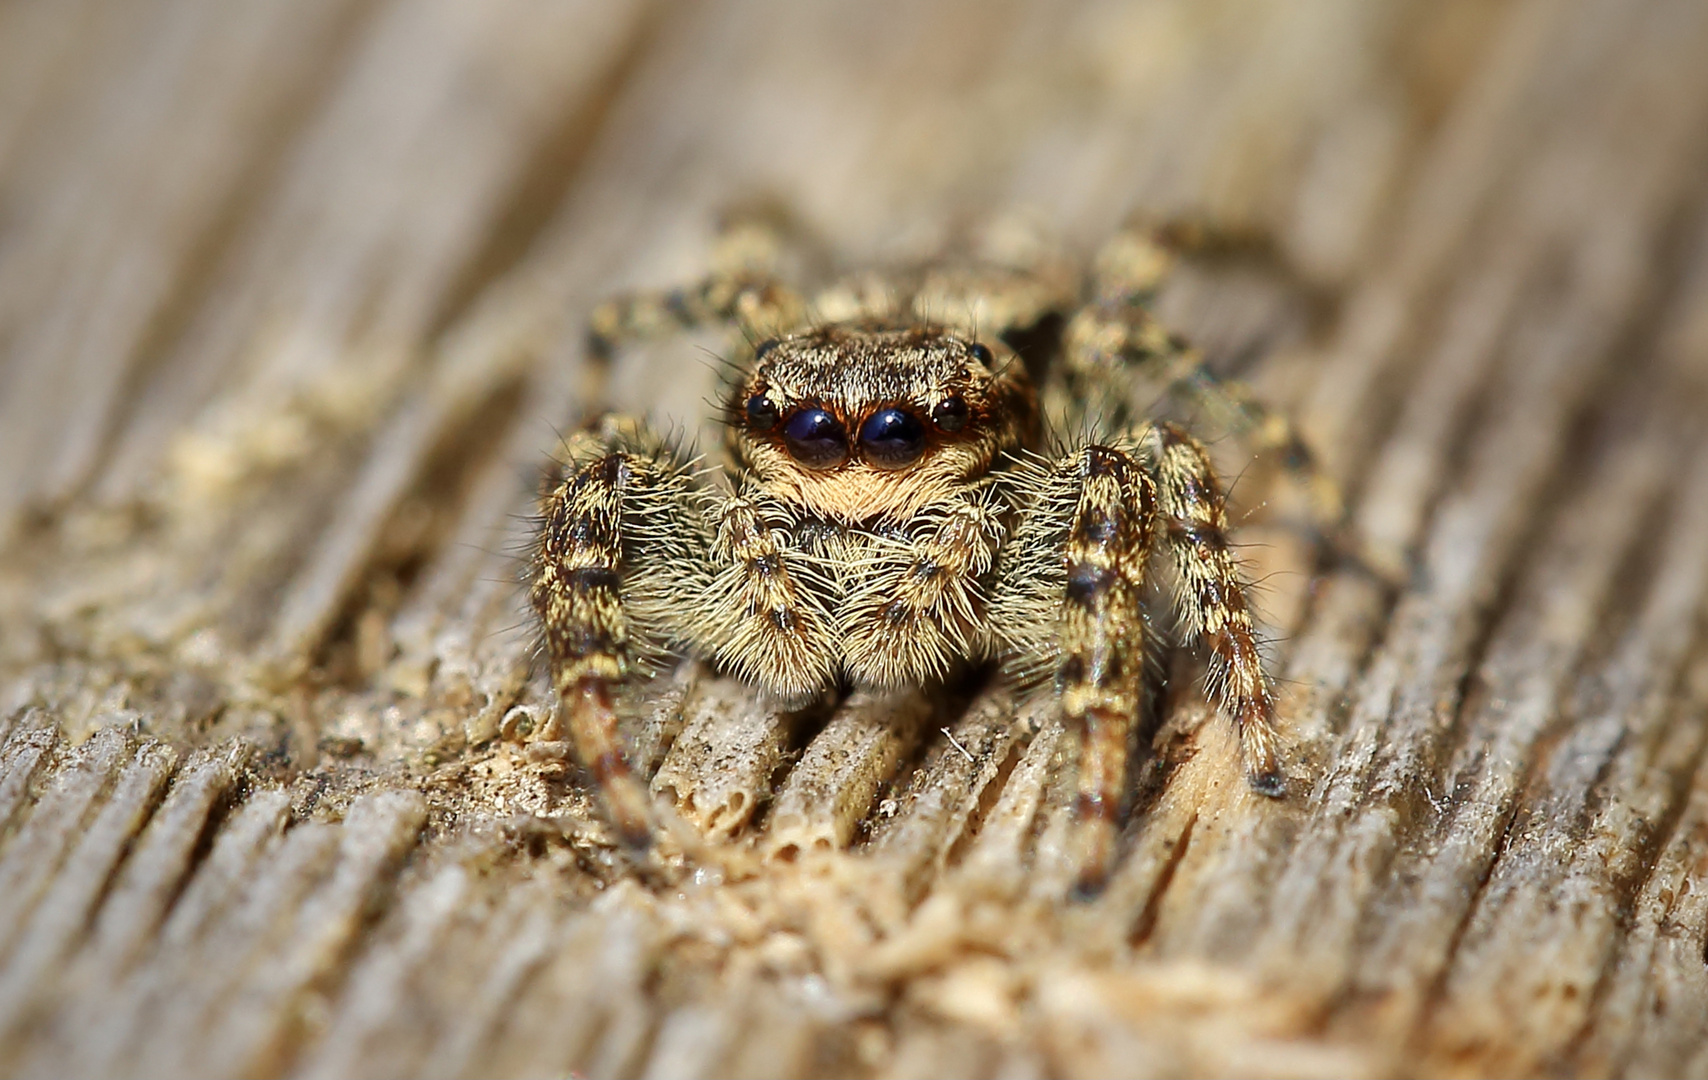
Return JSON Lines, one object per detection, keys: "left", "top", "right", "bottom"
{"left": 931, "top": 396, "right": 969, "bottom": 432}
{"left": 782, "top": 407, "right": 849, "bottom": 468}
{"left": 745, "top": 393, "right": 779, "bottom": 431}
{"left": 859, "top": 407, "right": 927, "bottom": 469}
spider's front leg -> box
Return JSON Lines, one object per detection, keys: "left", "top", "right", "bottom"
{"left": 531, "top": 418, "right": 709, "bottom": 844}
{"left": 994, "top": 442, "right": 1159, "bottom": 893}
{"left": 995, "top": 424, "right": 1282, "bottom": 893}
{"left": 531, "top": 420, "right": 837, "bottom": 844}
{"left": 1146, "top": 421, "right": 1282, "bottom": 791}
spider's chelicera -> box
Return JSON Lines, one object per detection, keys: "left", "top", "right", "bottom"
{"left": 533, "top": 223, "right": 1324, "bottom": 891}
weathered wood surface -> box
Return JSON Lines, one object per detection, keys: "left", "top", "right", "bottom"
{"left": 3, "top": 1, "right": 1708, "bottom": 1076}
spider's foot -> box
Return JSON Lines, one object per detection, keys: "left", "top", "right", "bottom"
{"left": 598, "top": 770, "right": 657, "bottom": 852}
{"left": 1246, "top": 768, "right": 1287, "bottom": 799}
{"left": 565, "top": 677, "right": 656, "bottom": 850}
{"left": 1070, "top": 794, "right": 1119, "bottom": 899}
{"left": 1237, "top": 702, "right": 1287, "bottom": 799}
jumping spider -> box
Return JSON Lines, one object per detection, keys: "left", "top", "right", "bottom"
{"left": 531, "top": 218, "right": 1332, "bottom": 890}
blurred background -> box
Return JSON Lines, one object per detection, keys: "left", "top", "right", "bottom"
{"left": 3, "top": 1, "right": 1708, "bottom": 1077}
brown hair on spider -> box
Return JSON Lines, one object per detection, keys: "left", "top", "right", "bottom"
{"left": 726, "top": 325, "right": 1036, "bottom": 523}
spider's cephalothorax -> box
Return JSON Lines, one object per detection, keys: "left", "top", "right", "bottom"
{"left": 532, "top": 222, "right": 1324, "bottom": 892}
{"left": 730, "top": 325, "right": 1034, "bottom": 524}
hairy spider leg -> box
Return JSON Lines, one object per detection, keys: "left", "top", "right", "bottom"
{"left": 586, "top": 219, "right": 811, "bottom": 362}
{"left": 1144, "top": 421, "right": 1283, "bottom": 793}
{"left": 994, "top": 441, "right": 1156, "bottom": 894}
{"left": 528, "top": 420, "right": 726, "bottom": 845}
{"left": 994, "top": 421, "right": 1281, "bottom": 893}
{"left": 1050, "top": 224, "right": 1345, "bottom": 527}
{"left": 532, "top": 419, "right": 842, "bottom": 843}
{"left": 532, "top": 422, "right": 703, "bottom": 843}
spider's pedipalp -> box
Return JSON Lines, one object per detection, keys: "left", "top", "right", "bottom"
{"left": 841, "top": 494, "right": 1006, "bottom": 687}
{"left": 702, "top": 492, "right": 838, "bottom": 702}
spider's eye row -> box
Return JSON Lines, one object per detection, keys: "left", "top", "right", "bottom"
{"left": 771, "top": 397, "right": 959, "bottom": 470}
{"left": 782, "top": 407, "right": 849, "bottom": 468}
{"left": 859, "top": 407, "right": 927, "bottom": 469}
{"left": 745, "top": 393, "right": 779, "bottom": 432}
{"left": 931, "top": 396, "right": 969, "bottom": 432}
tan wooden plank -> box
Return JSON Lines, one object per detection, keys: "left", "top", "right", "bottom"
{"left": 3, "top": 1, "right": 1707, "bottom": 1076}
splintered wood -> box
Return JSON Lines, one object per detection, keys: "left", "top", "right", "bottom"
{"left": 3, "top": 1, "right": 1708, "bottom": 1077}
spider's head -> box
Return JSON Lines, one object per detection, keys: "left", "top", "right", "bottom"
{"left": 727, "top": 325, "right": 1033, "bottom": 522}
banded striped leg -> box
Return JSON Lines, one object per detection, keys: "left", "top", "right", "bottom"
{"left": 995, "top": 443, "right": 1158, "bottom": 894}
{"left": 586, "top": 269, "right": 807, "bottom": 361}
{"left": 996, "top": 426, "right": 1282, "bottom": 892}
{"left": 1049, "top": 224, "right": 1343, "bottom": 525}
{"left": 531, "top": 418, "right": 713, "bottom": 846}
{"left": 586, "top": 219, "right": 811, "bottom": 361}
{"left": 532, "top": 425, "right": 840, "bottom": 843}
{"left": 1145, "top": 422, "right": 1282, "bottom": 793}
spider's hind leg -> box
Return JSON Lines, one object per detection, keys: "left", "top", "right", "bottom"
{"left": 1049, "top": 222, "right": 1346, "bottom": 530}
{"left": 586, "top": 210, "right": 813, "bottom": 363}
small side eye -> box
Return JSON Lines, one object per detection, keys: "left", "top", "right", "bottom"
{"left": 859, "top": 407, "right": 927, "bottom": 469}
{"left": 754, "top": 338, "right": 780, "bottom": 360}
{"left": 782, "top": 407, "right": 849, "bottom": 468}
{"left": 745, "top": 393, "right": 779, "bottom": 431}
{"left": 968, "top": 342, "right": 994, "bottom": 366}
{"left": 931, "top": 396, "right": 969, "bottom": 433}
